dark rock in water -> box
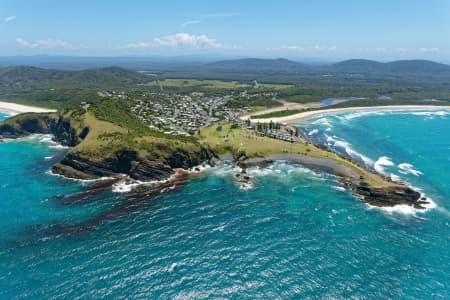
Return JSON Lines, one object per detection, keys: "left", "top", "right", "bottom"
{"left": 194, "top": 167, "right": 201, "bottom": 172}
{"left": 89, "top": 177, "right": 123, "bottom": 189}
{"left": 53, "top": 177, "right": 123, "bottom": 205}
{"left": 237, "top": 158, "right": 274, "bottom": 169}
{"left": 235, "top": 152, "right": 249, "bottom": 162}
{"left": 354, "top": 184, "right": 423, "bottom": 208}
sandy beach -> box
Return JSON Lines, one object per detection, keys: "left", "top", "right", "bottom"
{"left": 245, "top": 105, "right": 450, "bottom": 124}
{"left": 0, "top": 101, "right": 57, "bottom": 114}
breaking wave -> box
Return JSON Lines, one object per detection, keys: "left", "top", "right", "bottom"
{"left": 398, "top": 163, "right": 423, "bottom": 176}
{"left": 374, "top": 156, "right": 394, "bottom": 174}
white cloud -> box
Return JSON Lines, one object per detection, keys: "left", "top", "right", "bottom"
{"left": 418, "top": 47, "right": 440, "bottom": 53}
{"left": 16, "top": 37, "right": 30, "bottom": 47}
{"left": 127, "top": 33, "right": 224, "bottom": 49}
{"left": 3, "top": 15, "right": 16, "bottom": 23}
{"left": 181, "top": 19, "right": 202, "bottom": 27}
{"left": 16, "top": 37, "right": 73, "bottom": 49}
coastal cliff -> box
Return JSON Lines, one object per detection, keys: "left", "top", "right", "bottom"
{"left": 0, "top": 111, "right": 216, "bottom": 181}
{"left": 0, "top": 112, "right": 82, "bottom": 146}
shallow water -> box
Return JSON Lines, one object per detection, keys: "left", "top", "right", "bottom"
{"left": 0, "top": 110, "right": 449, "bottom": 298}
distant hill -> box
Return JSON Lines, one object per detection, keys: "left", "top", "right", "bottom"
{"left": 189, "top": 58, "right": 450, "bottom": 83}
{"left": 332, "top": 59, "right": 450, "bottom": 74}
{"left": 384, "top": 60, "right": 450, "bottom": 73}
{"left": 0, "top": 66, "right": 149, "bottom": 90}
{"left": 331, "top": 59, "right": 386, "bottom": 73}
{"left": 204, "top": 58, "right": 310, "bottom": 74}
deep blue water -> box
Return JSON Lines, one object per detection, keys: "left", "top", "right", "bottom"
{"left": 0, "top": 110, "right": 449, "bottom": 299}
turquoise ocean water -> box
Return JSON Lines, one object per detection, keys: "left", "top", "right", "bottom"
{"left": 0, "top": 109, "right": 449, "bottom": 299}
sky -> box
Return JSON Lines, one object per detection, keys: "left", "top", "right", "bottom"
{"left": 1, "top": 0, "right": 449, "bottom": 61}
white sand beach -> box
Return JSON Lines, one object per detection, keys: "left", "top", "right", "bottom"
{"left": 0, "top": 101, "right": 57, "bottom": 114}
{"left": 244, "top": 105, "right": 450, "bottom": 124}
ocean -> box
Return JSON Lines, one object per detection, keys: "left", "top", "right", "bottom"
{"left": 0, "top": 109, "right": 449, "bottom": 299}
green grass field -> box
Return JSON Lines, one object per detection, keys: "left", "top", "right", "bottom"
{"left": 145, "top": 78, "right": 292, "bottom": 90}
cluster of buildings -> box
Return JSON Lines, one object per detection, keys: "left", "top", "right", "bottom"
{"left": 95, "top": 88, "right": 288, "bottom": 139}
{"left": 253, "top": 122, "right": 303, "bottom": 143}
{"left": 258, "top": 128, "right": 302, "bottom": 143}
{"left": 97, "top": 90, "right": 127, "bottom": 99}
{"left": 129, "top": 92, "right": 250, "bottom": 136}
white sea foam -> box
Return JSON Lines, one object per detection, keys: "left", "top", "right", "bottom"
{"left": 389, "top": 173, "right": 403, "bottom": 182}
{"left": 332, "top": 186, "right": 346, "bottom": 192}
{"left": 0, "top": 110, "right": 17, "bottom": 117}
{"left": 239, "top": 182, "right": 254, "bottom": 190}
{"left": 46, "top": 169, "right": 115, "bottom": 185}
{"left": 188, "top": 164, "right": 212, "bottom": 173}
{"left": 308, "top": 129, "right": 319, "bottom": 136}
{"left": 10, "top": 134, "right": 70, "bottom": 149}
{"left": 326, "top": 135, "right": 374, "bottom": 166}
{"left": 398, "top": 163, "right": 423, "bottom": 176}
{"left": 374, "top": 156, "right": 394, "bottom": 174}
{"left": 44, "top": 155, "right": 54, "bottom": 160}
{"left": 367, "top": 181, "right": 436, "bottom": 216}
{"left": 112, "top": 180, "right": 143, "bottom": 193}
{"left": 111, "top": 170, "right": 186, "bottom": 193}
{"left": 377, "top": 204, "right": 419, "bottom": 215}
{"left": 410, "top": 111, "right": 449, "bottom": 118}
{"left": 312, "top": 117, "right": 332, "bottom": 127}
{"left": 48, "top": 144, "right": 69, "bottom": 149}
{"left": 38, "top": 135, "right": 54, "bottom": 143}
{"left": 342, "top": 110, "right": 387, "bottom": 120}
{"left": 167, "top": 262, "right": 178, "bottom": 273}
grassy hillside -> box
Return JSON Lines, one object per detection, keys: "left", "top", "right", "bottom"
{"left": 0, "top": 66, "right": 152, "bottom": 109}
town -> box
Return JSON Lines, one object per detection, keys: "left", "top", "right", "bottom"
{"left": 92, "top": 88, "right": 305, "bottom": 143}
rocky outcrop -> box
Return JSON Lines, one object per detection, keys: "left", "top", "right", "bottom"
{"left": 51, "top": 146, "right": 216, "bottom": 181}
{"left": 0, "top": 113, "right": 83, "bottom": 146}
{"left": 1, "top": 113, "right": 217, "bottom": 182}
{"left": 355, "top": 184, "right": 426, "bottom": 209}
{"left": 237, "top": 154, "right": 424, "bottom": 209}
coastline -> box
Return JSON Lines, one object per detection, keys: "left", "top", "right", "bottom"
{"left": 0, "top": 101, "right": 57, "bottom": 114}
{"left": 245, "top": 105, "right": 450, "bottom": 124}
{"left": 0, "top": 106, "right": 433, "bottom": 210}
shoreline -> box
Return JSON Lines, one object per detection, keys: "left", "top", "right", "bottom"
{"left": 0, "top": 106, "right": 432, "bottom": 211}
{"left": 0, "top": 101, "right": 57, "bottom": 114}
{"left": 245, "top": 105, "right": 450, "bottom": 124}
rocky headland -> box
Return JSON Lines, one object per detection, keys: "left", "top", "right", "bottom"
{"left": 0, "top": 110, "right": 427, "bottom": 209}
